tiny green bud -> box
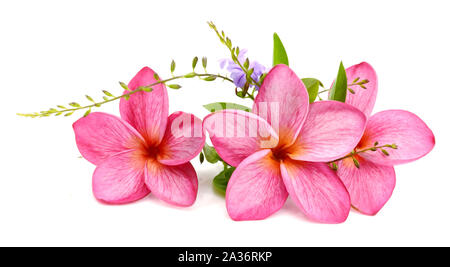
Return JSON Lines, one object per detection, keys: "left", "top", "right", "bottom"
{"left": 370, "top": 147, "right": 377, "bottom": 151}
{"left": 353, "top": 77, "right": 360, "bottom": 83}
{"left": 95, "top": 103, "right": 101, "bottom": 107}
{"left": 123, "top": 95, "right": 130, "bottom": 100}
{"left": 236, "top": 47, "right": 240, "bottom": 57}
{"left": 55, "top": 112, "right": 63, "bottom": 116}
{"left": 202, "top": 57, "right": 207, "bottom": 69}
{"left": 102, "top": 90, "right": 114, "bottom": 97}
{"left": 83, "top": 108, "right": 91, "bottom": 117}
{"left": 69, "top": 102, "right": 81, "bottom": 108}
{"left": 374, "top": 141, "right": 379, "bottom": 146}
{"left": 168, "top": 84, "right": 182, "bottom": 89}
{"left": 352, "top": 157, "right": 360, "bottom": 168}
{"left": 225, "top": 37, "right": 232, "bottom": 47}
{"left": 381, "top": 149, "right": 390, "bottom": 156}
{"left": 57, "top": 105, "right": 66, "bottom": 109}
{"left": 244, "top": 58, "right": 250, "bottom": 69}
{"left": 203, "top": 76, "right": 216, "bottom": 81}
{"left": 85, "top": 95, "right": 94, "bottom": 103}
{"left": 184, "top": 72, "right": 196, "bottom": 78}
{"left": 192, "top": 56, "right": 199, "bottom": 70}
{"left": 170, "top": 59, "right": 176, "bottom": 73}
{"left": 103, "top": 96, "right": 109, "bottom": 101}
{"left": 360, "top": 85, "right": 367, "bottom": 89}
{"left": 64, "top": 111, "right": 74, "bottom": 117}
{"left": 153, "top": 73, "right": 160, "bottom": 80}
{"left": 332, "top": 162, "right": 338, "bottom": 170}
{"left": 360, "top": 79, "right": 369, "bottom": 84}
{"left": 141, "top": 86, "right": 152, "bottom": 92}
{"left": 199, "top": 152, "right": 204, "bottom": 164}
{"left": 119, "top": 82, "right": 129, "bottom": 91}
{"left": 391, "top": 144, "right": 398, "bottom": 149}
{"left": 348, "top": 88, "right": 355, "bottom": 94}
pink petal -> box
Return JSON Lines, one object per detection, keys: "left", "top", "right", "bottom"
{"left": 336, "top": 156, "right": 396, "bottom": 215}
{"left": 73, "top": 112, "right": 145, "bottom": 165}
{"left": 253, "top": 64, "right": 309, "bottom": 146}
{"left": 287, "top": 101, "right": 367, "bottom": 162}
{"left": 145, "top": 160, "right": 198, "bottom": 207}
{"left": 226, "top": 149, "right": 288, "bottom": 221}
{"left": 120, "top": 67, "right": 169, "bottom": 145}
{"left": 203, "top": 110, "right": 279, "bottom": 167}
{"left": 343, "top": 62, "right": 378, "bottom": 118}
{"left": 157, "top": 112, "right": 205, "bottom": 166}
{"left": 358, "top": 110, "right": 435, "bottom": 165}
{"left": 280, "top": 159, "right": 351, "bottom": 223}
{"left": 93, "top": 151, "right": 150, "bottom": 204}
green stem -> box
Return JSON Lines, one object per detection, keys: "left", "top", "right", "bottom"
{"left": 331, "top": 143, "right": 398, "bottom": 163}
{"left": 18, "top": 72, "right": 234, "bottom": 118}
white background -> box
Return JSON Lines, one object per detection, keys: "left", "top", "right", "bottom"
{"left": 1, "top": 0, "right": 449, "bottom": 246}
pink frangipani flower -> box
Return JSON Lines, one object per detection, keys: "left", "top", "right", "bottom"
{"left": 73, "top": 67, "right": 205, "bottom": 206}
{"left": 333, "top": 62, "right": 435, "bottom": 215}
{"left": 203, "top": 64, "right": 367, "bottom": 223}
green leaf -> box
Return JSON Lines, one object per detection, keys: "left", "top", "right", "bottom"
{"left": 329, "top": 61, "right": 348, "bottom": 103}
{"left": 273, "top": 33, "right": 289, "bottom": 66}
{"left": 203, "top": 102, "right": 251, "bottom": 113}
{"left": 213, "top": 166, "right": 236, "bottom": 195}
{"left": 202, "top": 143, "right": 221, "bottom": 164}
{"left": 301, "top": 78, "right": 323, "bottom": 103}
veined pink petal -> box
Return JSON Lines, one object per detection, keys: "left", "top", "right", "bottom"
{"left": 287, "top": 101, "right": 367, "bottom": 162}
{"left": 120, "top": 67, "right": 169, "bottom": 146}
{"left": 203, "top": 110, "right": 279, "bottom": 167}
{"left": 73, "top": 112, "right": 145, "bottom": 165}
{"left": 337, "top": 156, "right": 396, "bottom": 215}
{"left": 226, "top": 149, "right": 288, "bottom": 221}
{"left": 145, "top": 160, "right": 198, "bottom": 207}
{"left": 93, "top": 151, "right": 150, "bottom": 204}
{"left": 280, "top": 159, "right": 351, "bottom": 223}
{"left": 157, "top": 112, "right": 205, "bottom": 166}
{"left": 343, "top": 62, "right": 378, "bottom": 118}
{"left": 253, "top": 64, "right": 309, "bottom": 146}
{"left": 358, "top": 110, "right": 435, "bottom": 165}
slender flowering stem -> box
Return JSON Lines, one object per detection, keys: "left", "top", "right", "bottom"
{"left": 317, "top": 79, "right": 370, "bottom": 96}
{"left": 18, "top": 72, "right": 234, "bottom": 118}
{"left": 331, "top": 143, "right": 398, "bottom": 163}
{"left": 207, "top": 21, "right": 263, "bottom": 92}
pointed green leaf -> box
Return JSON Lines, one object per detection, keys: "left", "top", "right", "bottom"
{"left": 202, "top": 143, "right": 221, "bottom": 164}
{"left": 301, "top": 78, "right": 323, "bottom": 103}
{"left": 203, "top": 102, "right": 251, "bottom": 113}
{"left": 273, "top": 33, "right": 289, "bottom": 66}
{"left": 329, "top": 61, "right": 348, "bottom": 103}
{"left": 213, "top": 166, "right": 236, "bottom": 195}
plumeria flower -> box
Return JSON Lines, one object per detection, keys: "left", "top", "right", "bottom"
{"left": 332, "top": 62, "right": 435, "bottom": 215}
{"left": 203, "top": 64, "right": 367, "bottom": 223}
{"left": 219, "top": 49, "right": 266, "bottom": 89}
{"left": 73, "top": 67, "right": 205, "bottom": 206}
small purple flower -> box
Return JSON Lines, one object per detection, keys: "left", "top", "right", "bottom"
{"left": 219, "top": 49, "right": 266, "bottom": 90}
